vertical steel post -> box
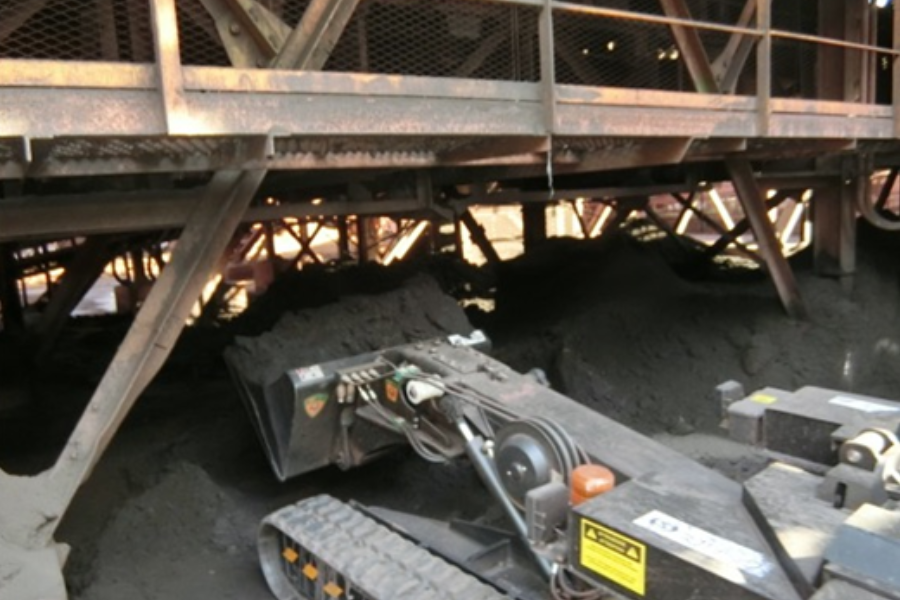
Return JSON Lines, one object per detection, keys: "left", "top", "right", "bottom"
{"left": 522, "top": 203, "right": 548, "bottom": 254}
{"left": 756, "top": 0, "right": 771, "bottom": 136}
{"left": 150, "top": 0, "right": 188, "bottom": 133}
{"left": 0, "top": 243, "right": 23, "bottom": 333}
{"left": 539, "top": 0, "right": 556, "bottom": 135}
{"left": 337, "top": 217, "right": 351, "bottom": 260}
{"left": 894, "top": 1, "right": 900, "bottom": 136}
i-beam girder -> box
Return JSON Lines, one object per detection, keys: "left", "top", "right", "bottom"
{"left": 0, "top": 139, "right": 269, "bottom": 600}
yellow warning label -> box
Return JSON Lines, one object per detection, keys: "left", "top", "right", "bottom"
{"left": 750, "top": 394, "right": 777, "bottom": 405}
{"left": 580, "top": 519, "right": 646, "bottom": 596}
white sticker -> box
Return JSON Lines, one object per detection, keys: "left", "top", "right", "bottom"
{"left": 448, "top": 330, "right": 488, "bottom": 347}
{"left": 829, "top": 396, "right": 900, "bottom": 414}
{"left": 294, "top": 365, "right": 325, "bottom": 383}
{"left": 634, "top": 510, "right": 771, "bottom": 578}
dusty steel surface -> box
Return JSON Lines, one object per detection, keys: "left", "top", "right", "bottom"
{"left": 0, "top": 1, "right": 898, "bottom": 598}
{"left": 0, "top": 0, "right": 897, "bottom": 180}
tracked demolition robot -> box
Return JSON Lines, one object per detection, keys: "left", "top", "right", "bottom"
{"left": 226, "top": 333, "right": 900, "bottom": 600}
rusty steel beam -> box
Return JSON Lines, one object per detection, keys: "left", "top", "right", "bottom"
{"left": 539, "top": 0, "right": 557, "bottom": 132}
{"left": 459, "top": 210, "right": 502, "bottom": 265}
{"left": 756, "top": 0, "right": 771, "bottom": 135}
{"left": 45, "top": 147, "right": 268, "bottom": 536}
{"left": 813, "top": 157, "right": 860, "bottom": 274}
{"left": 33, "top": 236, "right": 120, "bottom": 359}
{"left": 199, "top": 0, "right": 290, "bottom": 68}
{"left": 671, "top": 191, "right": 762, "bottom": 264}
{"left": 522, "top": 203, "right": 547, "bottom": 253}
{"left": 711, "top": 0, "right": 756, "bottom": 93}
{"left": 0, "top": 189, "right": 430, "bottom": 242}
{"left": 0, "top": 145, "right": 268, "bottom": 600}
{"left": 149, "top": 0, "right": 188, "bottom": 133}
{"left": 440, "top": 137, "right": 550, "bottom": 164}
{"left": 271, "top": 0, "right": 361, "bottom": 70}
{"left": 727, "top": 157, "right": 806, "bottom": 318}
{"left": 566, "top": 137, "right": 692, "bottom": 174}
{"left": 895, "top": 2, "right": 900, "bottom": 137}
{"left": 457, "top": 28, "right": 509, "bottom": 78}
{"left": 657, "top": 0, "right": 720, "bottom": 94}
{"left": 703, "top": 190, "right": 790, "bottom": 259}
{"left": 0, "top": 243, "right": 24, "bottom": 333}
{"left": 1, "top": 60, "right": 896, "bottom": 141}
{"left": 874, "top": 167, "right": 899, "bottom": 214}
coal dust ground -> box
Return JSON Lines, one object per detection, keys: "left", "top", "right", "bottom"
{"left": 2, "top": 225, "right": 900, "bottom": 599}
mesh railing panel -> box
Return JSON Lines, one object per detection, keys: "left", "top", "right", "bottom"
{"left": 323, "top": 0, "right": 540, "bottom": 81}
{"left": 0, "top": 0, "right": 890, "bottom": 106}
{"left": 553, "top": 7, "right": 689, "bottom": 92}
{"left": 0, "top": 0, "right": 155, "bottom": 62}
{"left": 177, "top": 0, "right": 541, "bottom": 81}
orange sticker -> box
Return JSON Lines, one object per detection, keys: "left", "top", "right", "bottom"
{"left": 385, "top": 380, "right": 400, "bottom": 403}
{"left": 323, "top": 582, "right": 344, "bottom": 597}
{"left": 282, "top": 547, "right": 299, "bottom": 564}
{"left": 302, "top": 563, "right": 318, "bottom": 580}
{"left": 304, "top": 393, "right": 328, "bottom": 418}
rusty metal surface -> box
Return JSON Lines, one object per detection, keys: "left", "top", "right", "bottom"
{"left": 2, "top": 4, "right": 895, "bottom": 599}
{"left": 0, "top": 0, "right": 895, "bottom": 183}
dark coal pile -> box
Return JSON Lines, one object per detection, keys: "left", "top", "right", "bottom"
{"left": 490, "top": 227, "right": 900, "bottom": 434}
{"left": 16, "top": 223, "right": 900, "bottom": 600}
{"left": 226, "top": 273, "right": 474, "bottom": 386}
{"left": 75, "top": 462, "right": 259, "bottom": 600}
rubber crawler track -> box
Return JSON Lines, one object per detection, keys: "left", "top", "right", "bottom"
{"left": 259, "top": 494, "right": 511, "bottom": 600}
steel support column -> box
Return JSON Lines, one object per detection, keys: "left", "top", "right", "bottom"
{"left": 813, "top": 158, "right": 858, "bottom": 278}
{"left": 727, "top": 158, "right": 806, "bottom": 318}
{"left": 0, "top": 139, "right": 268, "bottom": 599}
{"left": 894, "top": 0, "right": 900, "bottom": 137}
{"left": 0, "top": 243, "right": 23, "bottom": 333}
{"left": 756, "top": 0, "right": 771, "bottom": 135}
{"left": 337, "top": 217, "right": 351, "bottom": 260}
{"left": 149, "top": 0, "right": 188, "bottom": 132}
{"left": 522, "top": 203, "right": 548, "bottom": 254}
{"left": 33, "top": 236, "right": 118, "bottom": 359}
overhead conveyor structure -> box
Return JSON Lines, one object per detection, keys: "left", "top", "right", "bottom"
{"left": 2, "top": 1, "right": 900, "bottom": 598}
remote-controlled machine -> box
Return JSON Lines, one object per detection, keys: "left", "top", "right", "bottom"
{"left": 227, "top": 333, "right": 900, "bottom": 600}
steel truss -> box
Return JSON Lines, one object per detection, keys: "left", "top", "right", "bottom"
{"left": 1, "top": 1, "right": 899, "bottom": 598}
